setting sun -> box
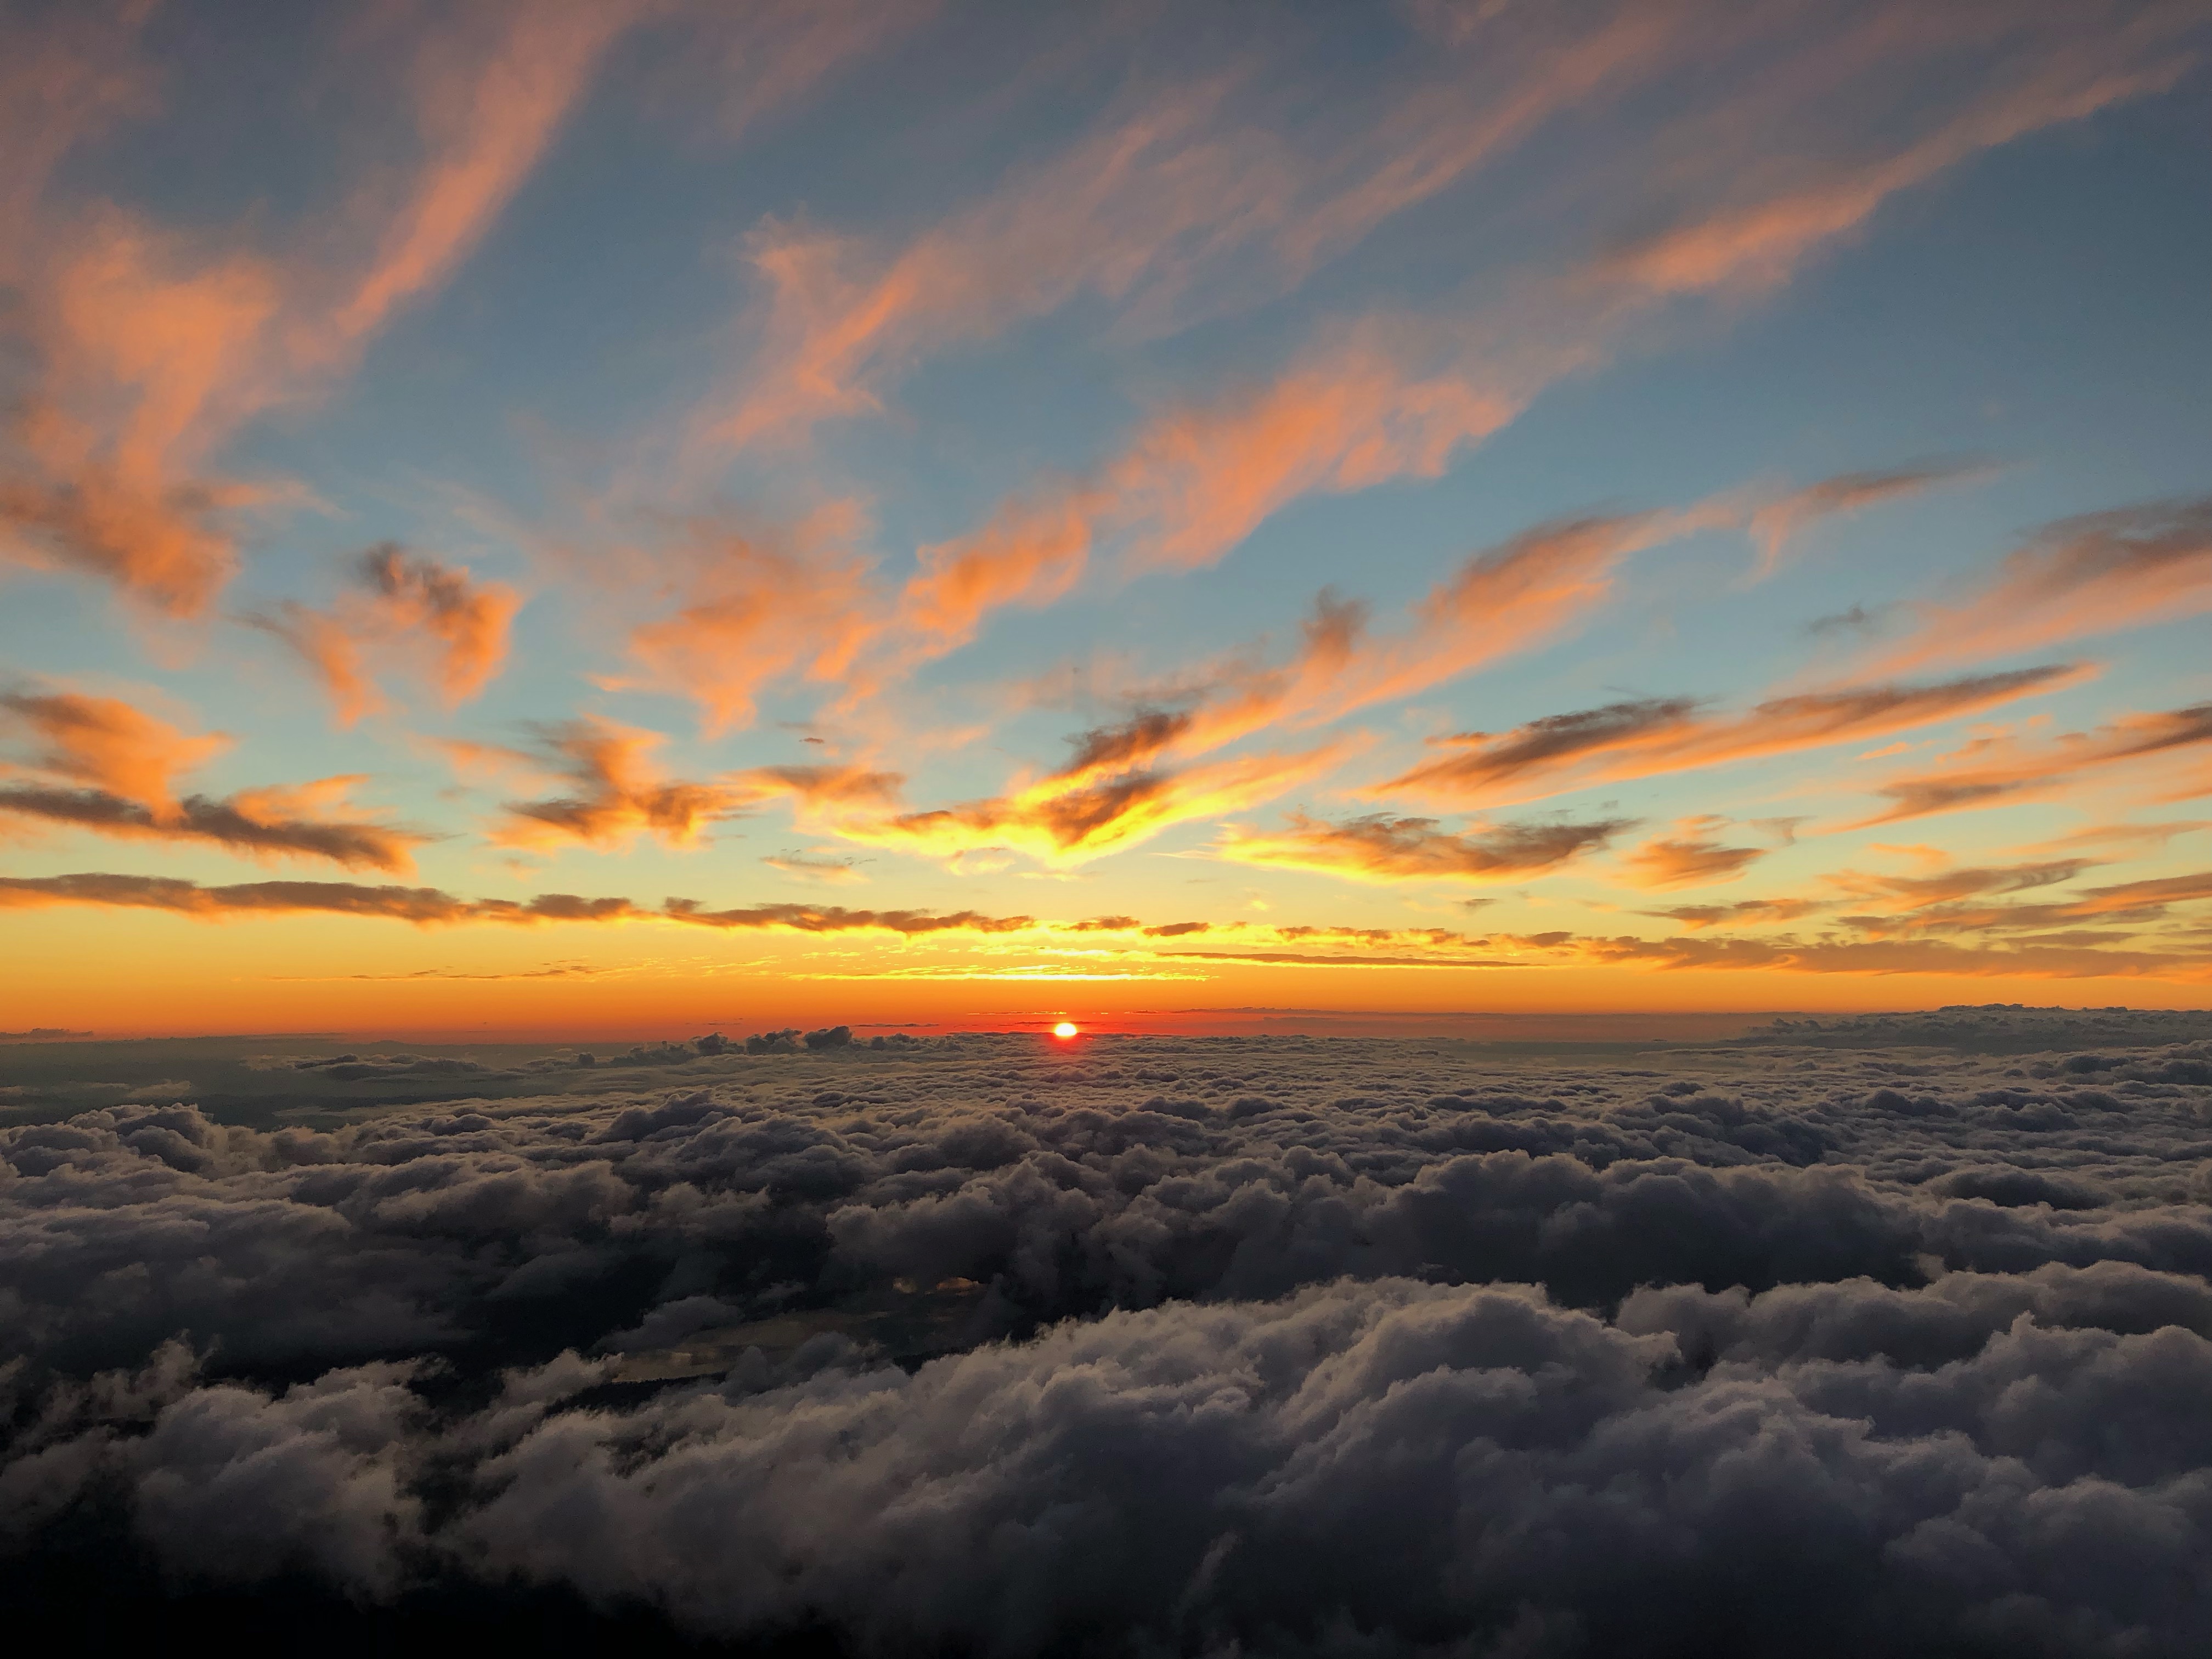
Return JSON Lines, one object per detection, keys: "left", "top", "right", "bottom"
{"left": 1053, "top": 1022, "right": 1080, "bottom": 1039}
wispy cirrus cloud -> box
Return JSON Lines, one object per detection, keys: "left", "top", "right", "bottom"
{"left": 1383, "top": 664, "right": 2089, "bottom": 808}
{"left": 1620, "top": 819, "right": 1769, "bottom": 889}
{"left": 1601, "top": 20, "right": 2196, "bottom": 298}
{"left": 1853, "top": 702, "right": 2212, "bottom": 825}
{"left": 781, "top": 7, "right": 2193, "bottom": 701}
{"left": 0, "top": 1, "right": 641, "bottom": 615}
{"left": 0, "top": 688, "right": 423, "bottom": 871}
{"left": 730, "top": 763, "right": 907, "bottom": 811}
{"left": 1744, "top": 460, "right": 1993, "bottom": 580}
{"left": 1022, "top": 479, "right": 1895, "bottom": 786}
{"left": 761, "top": 851, "right": 869, "bottom": 885}
{"left": 1832, "top": 867, "right": 2212, "bottom": 941}
{"left": 1864, "top": 497, "right": 2212, "bottom": 676}
{"left": 1169, "top": 506, "right": 1734, "bottom": 759}
{"left": 1826, "top": 857, "right": 2101, "bottom": 911}
{"left": 250, "top": 544, "right": 521, "bottom": 725}
{"left": 610, "top": 511, "right": 879, "bottom": 737}
{"left": 697, "top": 5, "right": 1692, "bottom": 456}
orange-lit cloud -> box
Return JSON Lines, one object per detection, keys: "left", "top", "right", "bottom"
{"left": 1384, "top": 664, "right": 2088, "bottom": 808}
{"left": 1620, "top": 819, "right": 1767, "bottom": 889}
{"left": 0, "top": 208, "right": 289, "bottom": 614}
{"left": 779, "top": 5, "right": 2195, "bottom": 706}
{"left": 1745, "top": 460, "right": 1991, "bottom": 580}
{"left": 838, "top": 743, "right": 1351, "bottom": 866}
{"left": 1854, "top": 702, "right": 2212, "bottom": 825}
{"left": 1866, "top": 497, "right": 2212, "bottom": 675}
{"left": 1606, "top": 42, "right": 2193, "bottom": 298}
{"left": 0, "top": 5, "right": 152, "bottom": 248}
{"left": 1217, "top": 811, "right": 1631, "bottom": 884}
{"left": 0, "top": 687, "right": 426, "bottom": 871}
{"left": 490, "top": 717, "right": 744, "bottom": 852}
{"left": 253, "top": 544, "right": 521, "bottom": 724}
{"left": 0, "top": 2, "right": 636, "bottom": 615}
{"left": 320, "top": 1, "right": 644, "bottom": 352}
{"left": 1170, "top": 508, "right": 1728, "bottom": 759}
{"left": 661, "top": 900, "right": 1036, "bottom": 936}
{"left": 0, "top": 690, "right": 225, "bottom": 819}
{"left": 702, "top": 8, "right": 1685, "bottom": 455}
{"left": 1041, "top": 477, "right": 1933, "bottom": 782}
{"left": 1831, "top": 867, "right": 2212, "bottom": 942}
{"left": 732, "top": 764, "right": 906, "bottom": 811}
{"left": 843, "top": 336, "right": 1530, "bottom": 695}
{"left": 615, "top": 519, "right": 877, "bottom": 736}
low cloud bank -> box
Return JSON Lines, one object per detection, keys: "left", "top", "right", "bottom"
{"left": 4, "top": 1029, "right": 2211, "bottom": 1652}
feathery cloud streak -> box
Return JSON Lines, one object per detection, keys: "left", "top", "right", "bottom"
{"left": 253, "top": 545, "right": 521, "bottom": 725}
{"left": 1, "top": 690, "right": 422, "bottom": 870}
{"left": 1855, "top": 702, "right": 2212, "bottom": 825}
{"left": 1621, "top": 820, "right": 1770, "bottom": 889}
{"left": 700, "top": 4, "right": 1697, "bottom": 455}
{"left": 780, "top": 8, "right": 2194, "bottom": 698}
{"left": 0, "top": 2, "right": 642, "bottom": 613}
{"left": 1866, "top": 498, "right": 2212, "bottom": 676}
{"left": 1384, "top": 665, "right": 2090, "bottom": 808}
{"left": 1217, "top": 812, "right": 1633, "bottom": 885}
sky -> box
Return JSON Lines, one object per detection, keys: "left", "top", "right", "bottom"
{"left": 1, "top": 0, "right": 2209, "bottom": 1038}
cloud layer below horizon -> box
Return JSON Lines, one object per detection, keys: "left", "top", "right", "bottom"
{"left": 5, "top": 1015, "right": 2212, "bottom": 1651}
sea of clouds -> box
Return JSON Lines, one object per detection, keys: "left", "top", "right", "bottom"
{"left": 5, "top": 1011, "right": 2212, "bottom": 1655}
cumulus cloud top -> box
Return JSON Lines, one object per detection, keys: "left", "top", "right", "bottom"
{"left": 5, "top": 1027, "right": 2212, "bottom": 1650}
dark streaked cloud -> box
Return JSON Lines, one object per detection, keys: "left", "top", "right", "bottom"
{"left": 1054, "top": 708, "right": 1194, "bottom": 780}
{"left": 1386, "top": 665, "right": 2086, "bottom": 806}
{"left": 0, "top": 872, "right": 1036, "bottom": 938}
{"left": 1855, "top": 702, "right": 2212, "bottom": 825}
{"left": 1643, "top": 898, "right": 1825, "bottom": 930}
{"left": 2, "top": 688, "right": 426, "bottom": 871}
{"left": 1219, "top": 810, "right": 1633, "bottom": 883}
{"left": 0, "top": 783, "right": 428, "bottom": 873}
{"left": 662, "top": 899, "right": 1035, "bottom": 935}
{"left": 493, "top": 716, "right": 744, "bottom": 850}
